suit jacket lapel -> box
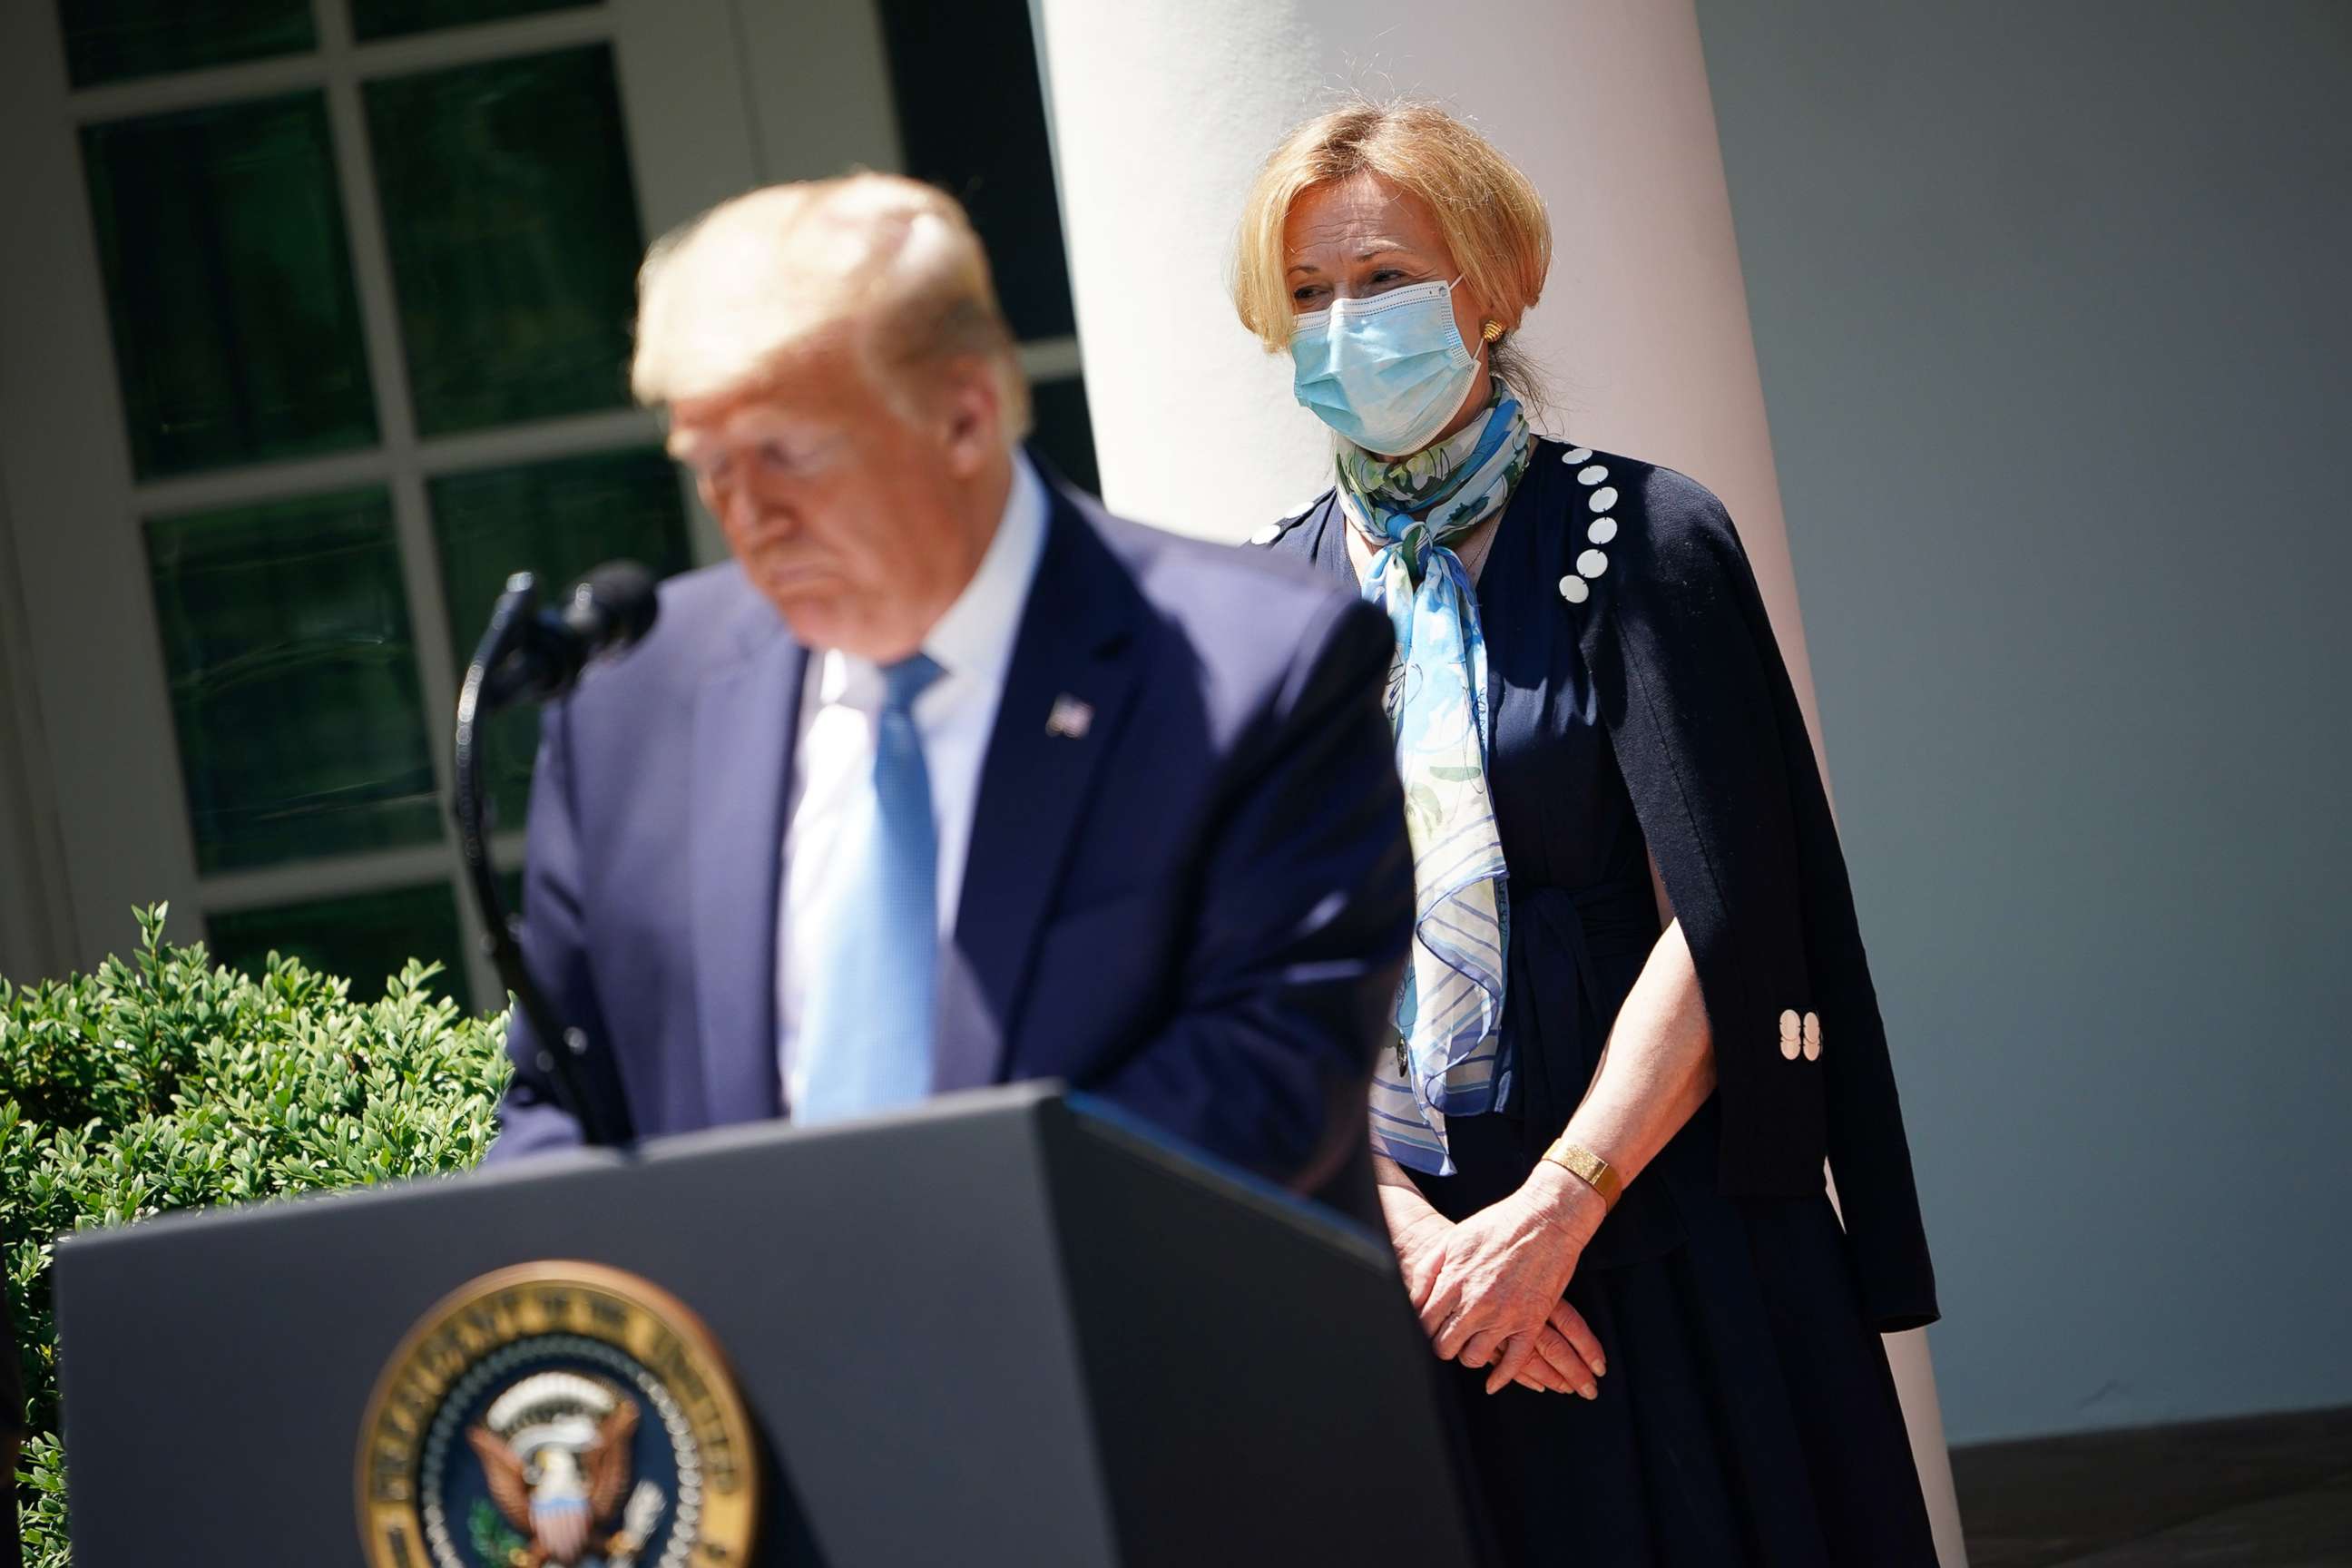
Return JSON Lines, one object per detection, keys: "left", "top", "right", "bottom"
{"left": 690, "top": 604, "right": 804, "bottom": 1127}
{"left": 935, "top": 485, "right": 1142, "bottom": 1092}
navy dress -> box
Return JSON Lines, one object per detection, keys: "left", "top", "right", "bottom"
{"left": 1279, "top": 454, "right": 1940, "bottom": 1567}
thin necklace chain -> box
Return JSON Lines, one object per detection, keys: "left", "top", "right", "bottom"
{"left": 1452, "top": 515, "right": 1500, "bottom": 582}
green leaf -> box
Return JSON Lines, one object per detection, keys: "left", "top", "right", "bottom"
{"left": 4, "top": 904, "right": 511, "bottom": 1557}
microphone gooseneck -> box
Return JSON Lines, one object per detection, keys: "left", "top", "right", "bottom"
{"left": 454, "top": 563, "right": 659, "bottom": 1150}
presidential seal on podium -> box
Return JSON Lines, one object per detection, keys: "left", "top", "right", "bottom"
{"left": 357, "top": 1261, "right": 759, "bottom": 1568}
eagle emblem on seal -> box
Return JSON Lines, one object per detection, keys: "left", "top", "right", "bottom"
{"left": 358, "top": 1262, "right": 757, "bottom": 1568}
{"left": 465, "top": 1371, "right": 663, "bottom": 1567}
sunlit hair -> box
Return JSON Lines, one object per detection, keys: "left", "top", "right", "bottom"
{"left": 1232, "top": 100, "right": 1552, "bottom": 408}
{"left": 632, "top": 172, "right": 1032, "bottom": 440}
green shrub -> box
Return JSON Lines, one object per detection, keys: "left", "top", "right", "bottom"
{"left": 1, "top": 906, "right": 510, "bottom": 1566}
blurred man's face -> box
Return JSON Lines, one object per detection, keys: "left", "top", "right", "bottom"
{"left": 666, "top": 333, "right": 989, "bottom": 662}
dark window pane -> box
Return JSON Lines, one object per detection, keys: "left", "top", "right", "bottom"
{"left": 147, "top": 487, "right": 441, "bottom": 873}
{"left": 875, "top": 0, "right": 1073, "bottom": 341}
{"left": 208, "top": 881, "right": 471, "bottom": 1008}
{"left": 430, "top": 446, "right": 691, "bottom": 824}
{"left": 364, "top": 45, "right": 646, "bottom": 436}
{"left": 58, "top": 0, "right": 315, "bottom": 89}
{"left": 82, "top": 93, "right": 378, "bottom": 478}
{"left": 350, "top": 0, "right": 593, "bottom": 44}
{"left": 1029, "top": 376, "right": 1099, "bottom": 498}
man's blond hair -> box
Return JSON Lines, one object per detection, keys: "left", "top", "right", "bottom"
{"left": 632, "top": 172, "right": 1032, "bottom": 438}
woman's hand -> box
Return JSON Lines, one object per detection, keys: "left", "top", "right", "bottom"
{"left": 1506, "top": 1302, "right": 1610, "bottom": 1397}
{"left": 1372, "top": 1150, "right": 1457, "bottom": 1314}
{"left": 1420, "top": 1162, "right": 1608, "bottom": 1394}
{"left": 1389, "top": 1206, "right": 1455, "bottom": 1314}
{"left": 1390, "top": 1204, "right": 1603, "bottom": 1396}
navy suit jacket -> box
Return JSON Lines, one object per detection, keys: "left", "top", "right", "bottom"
{"left": 485, "top": 469, "right": 1413, "bottom": 1207}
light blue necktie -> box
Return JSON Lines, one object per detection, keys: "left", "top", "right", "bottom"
{"left": 795, "top": 652, "right": 945, "bottom": 1123}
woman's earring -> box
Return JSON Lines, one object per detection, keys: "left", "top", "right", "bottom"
{"left": 1481, "top": 318, "right": 1504, "bottom": 343}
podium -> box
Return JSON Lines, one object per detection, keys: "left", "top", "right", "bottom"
{"left": 53, "top": 1083, "right": 1482, "bottom": 1565}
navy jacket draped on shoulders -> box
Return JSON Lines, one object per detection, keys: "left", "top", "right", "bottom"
{"left": 1260, "top": 438, "right": 1937, "bottom": 1331}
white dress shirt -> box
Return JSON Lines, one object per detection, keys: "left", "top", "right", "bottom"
{"left": 776, "top": 454, "right": 1051, "bottom": 1112}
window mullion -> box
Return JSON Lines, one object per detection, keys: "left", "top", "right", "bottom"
{"left": 313, "top": 0, "right": 501, "bottom": 1010}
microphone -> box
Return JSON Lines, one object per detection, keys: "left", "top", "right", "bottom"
{"left": 451, "top": 561, "right": 661, "bottom": 1149}
{"left": 479, "top": 561, "right": 660, "bottom": 712}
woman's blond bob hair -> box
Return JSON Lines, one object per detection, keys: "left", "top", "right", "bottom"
{"left": 1233, "top": 101, "right": 1552, "bottom": 407}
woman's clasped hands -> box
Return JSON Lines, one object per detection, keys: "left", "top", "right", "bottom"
{"left": 1395, "top": 1164, "right": 1611, "bottom": 1397}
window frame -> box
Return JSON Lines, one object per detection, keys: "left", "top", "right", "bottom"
{"left": 0, "top": 0, "right": 1089, "bottom": 1003}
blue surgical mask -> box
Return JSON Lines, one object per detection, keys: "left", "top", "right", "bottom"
{"left": 1289, "top": 276, "right": 1482, "bottom": 456}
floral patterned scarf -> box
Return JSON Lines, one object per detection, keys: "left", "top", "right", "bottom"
{"left": 1335, "top": 384, "right": 1533, "bottom": 1175}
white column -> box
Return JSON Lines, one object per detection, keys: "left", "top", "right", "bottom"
{"left": 1030, "top": 2, "right": 1965, "bottom": 1562}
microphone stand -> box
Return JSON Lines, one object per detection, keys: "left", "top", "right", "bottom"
{"left": 453, "top": 572, "right": 629, "bottom": 1149}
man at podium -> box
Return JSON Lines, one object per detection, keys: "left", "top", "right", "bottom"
{"left": 485, "top": 174, "right": 1413, "bottom": 1214}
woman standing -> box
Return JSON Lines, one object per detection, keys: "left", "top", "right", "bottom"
{"left": 1237, "top": 101, "right": 1941, "bottom": 1565}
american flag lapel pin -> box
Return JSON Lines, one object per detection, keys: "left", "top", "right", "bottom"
{"left": 1045, "top": 694, "right": 1093, "bottom": 739}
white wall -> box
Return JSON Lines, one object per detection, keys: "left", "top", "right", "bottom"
{"left": 1693, "top": 0, "right": 2352, "bottom": 1443}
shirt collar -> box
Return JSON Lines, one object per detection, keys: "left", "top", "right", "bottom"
{"left": 922, "top": 449, "right": 1049, "bottom": 687}
{"left": 816, "top": 451, "right": 1051, "bottom": 710}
